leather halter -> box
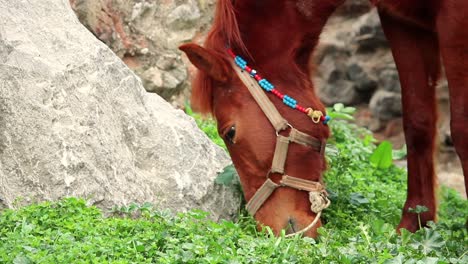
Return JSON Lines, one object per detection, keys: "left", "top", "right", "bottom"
{"left": 231, "top": 61, "right": 331, "bottom": 235}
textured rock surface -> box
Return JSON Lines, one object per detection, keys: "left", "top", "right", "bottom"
{"left": 369, "top": 90, "right": 402, "bottom": 121}
{"left": 69, "top": 0, "right": 215, "bottom": 102}
{"left": 0, "top": 0, "right": 240, "bottom": 220}
{"left": 315, "top": 5, "right": 402, "bottom": 123}
{"left": 316, "top": 2, "right": 447, "bottom": 135}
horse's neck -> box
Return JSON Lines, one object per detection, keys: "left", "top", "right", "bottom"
{"left": 233, "top": 0, "right": 343, "bottom": 73}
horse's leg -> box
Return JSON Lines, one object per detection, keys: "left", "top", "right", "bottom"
{"left": 437, "top": 3, "right": 468, "bottom": 197}
{"left": 378, "top": 10, "right": 441, "bottom": 232}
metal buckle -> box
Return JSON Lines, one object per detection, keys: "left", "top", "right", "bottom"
{"left": 275, "top": 123, "right": 293, "bottom": 137}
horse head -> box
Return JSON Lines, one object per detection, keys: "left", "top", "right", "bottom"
{"left": 180, "top": 0, "right": 342, "bottom": 237}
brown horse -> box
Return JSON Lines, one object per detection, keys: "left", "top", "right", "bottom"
{"left": 180, "top": 0, "right": 468, "bottom": 237}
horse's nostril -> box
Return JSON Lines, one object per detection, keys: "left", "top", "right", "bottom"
{"left": 285, "top": 218, "right": 298, "bottom": 235}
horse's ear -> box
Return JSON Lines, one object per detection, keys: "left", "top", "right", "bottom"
{"left": 179, "top": 43, "right": 231, "bottom": 83}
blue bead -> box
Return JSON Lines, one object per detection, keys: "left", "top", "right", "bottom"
{"left": 235, "top": 56, "right": 245, "bottom": 64}
{"left": 283, "top": 95, "right": 296, "bottom": 105}
{"left": 282, "top": 94, "right": 297, "bottom": 109}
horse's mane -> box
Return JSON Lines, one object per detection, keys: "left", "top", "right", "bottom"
{"left": 191, "top": 0, "right": 318, "bottom": 115}
{"left": 191, "top": 0, "right": 245, "bottom": 115}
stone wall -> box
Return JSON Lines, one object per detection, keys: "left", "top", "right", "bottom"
{"left": 70, "top": 0, "right": 215, "bottom": 102}
{"left": 316, "top": 1, "right": 450, "bottom": 143}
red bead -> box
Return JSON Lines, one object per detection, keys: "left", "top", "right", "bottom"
{"left": 254, "top": 75, "right": 262, "bottom": 81}
{"left": 320, "top": 115, "right": 325, "bottom": 121}
{"left": 245, "top": 66, "right": 252, "bottom": 72}
{"left": 227, "top": 49, "right": 236, "bottom": 58}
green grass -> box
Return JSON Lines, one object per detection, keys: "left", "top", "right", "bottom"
{"left": 0, "top": 114, "right": 466, "bottom": 263}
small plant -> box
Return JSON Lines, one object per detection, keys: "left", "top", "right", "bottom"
{"left": 408, "top": 205, "right": 430, "bottom": 230}
{"left": 326, "top": 103, "right": 356, "bottom": 120}
{"left": 370, "top": 140, "right": 394, "bottom": 169}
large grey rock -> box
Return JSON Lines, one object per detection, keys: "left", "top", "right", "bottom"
{"left": 70, "top": 0, "right": 215, "bottom": 102}
{"left": 0, "top": 0, "right": 240, "bottom": 220}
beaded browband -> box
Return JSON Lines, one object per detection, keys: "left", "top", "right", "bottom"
{"left": 227, "top": 49, "right": 331, "bottom": 125}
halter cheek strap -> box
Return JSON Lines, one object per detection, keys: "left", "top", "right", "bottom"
{"left": 233, "top": 57, "right": 289, "bottom": 132}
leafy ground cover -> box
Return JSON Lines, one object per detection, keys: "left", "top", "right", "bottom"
{"left": 0, "top": 108, "right": 466, "bottom": 263}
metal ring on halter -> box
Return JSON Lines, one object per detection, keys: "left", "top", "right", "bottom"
{"left": 276, "top": 123, "right": 293, "bottom": 137}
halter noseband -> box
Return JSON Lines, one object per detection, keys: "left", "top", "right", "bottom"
{"left": 228, "top": 50, "right": 331, "bottom": 237}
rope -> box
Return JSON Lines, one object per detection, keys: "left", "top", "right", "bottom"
{"left": 285, "top": 197, "right": 331, "bottom": 238}
{"left": 285, "top": 211, "right": 322, "bottom": 238}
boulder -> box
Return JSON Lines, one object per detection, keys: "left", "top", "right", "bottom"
{"left": 0, "top": 0, "right": 241, "bottom": 220}
{"left": 69, "top": 0, "right": 216, "bottom": 102}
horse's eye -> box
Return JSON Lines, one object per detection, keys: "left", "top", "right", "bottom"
{"left": 224, "top": 125, "right": 236, "bottom": 144}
